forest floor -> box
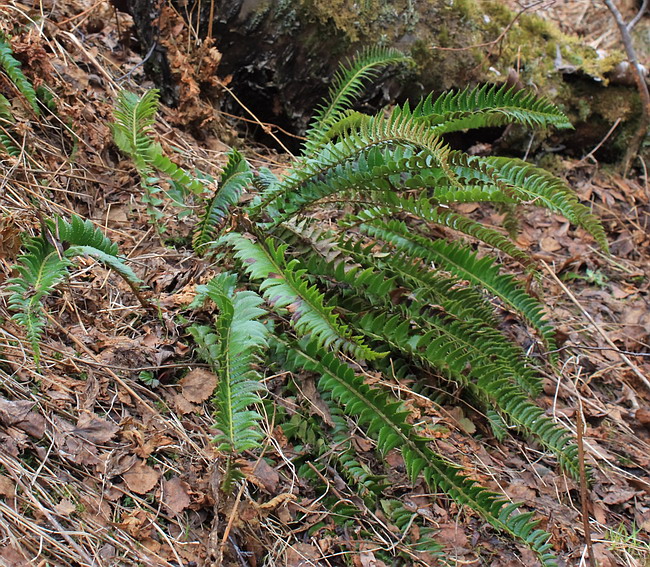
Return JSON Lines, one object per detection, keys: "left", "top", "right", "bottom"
{"left": 0, "top": 1, "right": 649, "bottom": 566}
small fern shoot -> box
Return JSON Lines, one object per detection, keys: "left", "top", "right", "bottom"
{"left": 189, "top": 273, "right": 269, "bottom": 490}
{"left": 7, "top": 215, "right": 142, "bottom": 362}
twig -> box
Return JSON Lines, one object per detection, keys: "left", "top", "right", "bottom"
{"left": 575, "top": 389, "right": 597, "bottom": 567}
{"left": 579, "top": 118, "right": 622, "bottom": 164}
{"left": 541, "top": 260, "right": 650, "bottom": 391}
{"left": 627, "top": 0, "right": 649, "bottom": 31}
{"left": 603, "top": 0, "right": 650, "bottom": 174}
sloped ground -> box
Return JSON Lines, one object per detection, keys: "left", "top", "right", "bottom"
{"left": 0, "top": 1, "right": 649, "bottom": 566}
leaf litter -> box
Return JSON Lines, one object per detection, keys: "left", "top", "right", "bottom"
{"left": 0, "top": 0, "right": 648, "bottom": 566}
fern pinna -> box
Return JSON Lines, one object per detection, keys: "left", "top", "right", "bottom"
{"left": 7, "top": 215, "right": 141, "bottom": 362}
{"left": 104, "top": 48, "right": 606, "bottom": 565}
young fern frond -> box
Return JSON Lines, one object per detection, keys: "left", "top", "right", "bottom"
{"left": 304, "top": 46, "right": 410, "bottom": 154}
{"left": 111, "top": 89, "right": 205, "bottom": 211}
{"left": 190, "top": 273, "right": 269, "bottom": 490}
{"left": 0, "top": 35, "right": 39, "bottom": 115}
{"left": 7, "top": 239, "right": 71, "bottom": 362}
{"left": 194, "top": 149, "right": 253, "bottom": 254}
{"left": 111, "top": 89, "right": 160, "bottom": 167}
{"left": 222, "top": 232, "right": 384, "bottom": 361}
{"left": 7, "top": 215, "right": 141, "bottom": 362}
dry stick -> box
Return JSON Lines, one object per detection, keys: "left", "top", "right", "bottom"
{"left": 603, "top": 0, "right": 650, "bottom": 174}
{"left": 627, "top": 0, "right": 649, "bottom": 31}
{"left": 575, "top": 390, "right": 597, "bottom": 567}
{"left": 541, "top": 260, "right": 650, "bottom": 391}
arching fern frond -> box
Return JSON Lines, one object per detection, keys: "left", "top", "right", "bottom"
{"left": 7, "top": 215, "right": 141, "bottom": 363}
{"left": 361, "top": 218, "right": 556, "bottom": 351}
{"left": 482, "top": 156, "right": 609, "bottom": 251}
{"left": 0, "top": 35, "right": 39, "bottom": 115}
{"left": 304, "top": 46, "right": 411, "bottom": 154}
{"left": 223, "top": 232, "right": 383, "bottom": 361}
{"left": 194, "top": 149, "right": 253, "bottom": 254}
{"left": 281, "top": 340, "right": 558, "bottom": 566}
{"left": 7, "top": 238, "right": 70, "bottom": 362}
{"left": 411, "top": 83, "right": 572, "bottom": 134}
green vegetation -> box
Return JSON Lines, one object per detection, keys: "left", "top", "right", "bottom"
{"left": 5, "top": 47, "right": 609, "bottom": 565}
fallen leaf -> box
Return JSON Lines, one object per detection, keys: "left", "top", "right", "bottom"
{"left": 540, "top": 236, "right": 562, "bottom": 252}
{"left": 0, "top": 546, "right": 30, "bottom": 567}
{"left": 74, "top": 412, "right": 119, "bottom": 444}
{"left": 122, "top": 460, "right": 160, "bottom": 494}
{"left": 53, "top": 498, "right": 77, "bottom": 516}
{"left": 0, "top": 475, "right": 15, "bottom": 506}
{"left": 0, "top": 398, "right": 34, "bottom": 426}
{"left": 180, "top": 368, "right": 218, "bottom": 403}
{"left": 162, "top": 476, "right": 191, "bottom": 516}
{"left": 636, "top": 408, "right": 650, "bottom": 428}
{"left": 602, "top": 489, "right": 638, "bottom": 505}
{"left": 285, "top": 542, "right": 323, "bottom": 566}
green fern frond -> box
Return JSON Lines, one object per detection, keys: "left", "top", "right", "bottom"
{"left": 282, "top": 340, "right": 558, "bottom": 566}
{"left": 207, "top": 274, "right": 268, "bottom": 453}
{"left": 7, "top": 238, "right": 70, "bottom": 362}
{"left": 410, "top": 83, "right": 572, "bottom": 134}
{"left": 223, "top": 232, "right": 384, "bottom": 361}
{"left": 304, "top": 46, "right": 411, "bottom": 154}
{"left": 259, "top": 113, "right": 451, "bottom": 223}
{"left": 361, "top": 218, "right": 556, "bottom": 351}
{"left": 357, "top": 307, "right": 578, "bottom": 478}
{"left": 0, "top": 93, "right": 20, "bottom": 156}
{"left": 482, "top": 156, "right": 609, "bottom": 251}
{"left": 111, "top": 89, "right": 160, "bottom": 167}
{"left": 190, "top": 273, "right": 269, "bottom": 489}
{"left": 343, "top": 196, "right": 532, "bottom": 267}
{"left": 6, "top": 215, "right": 141, "bottom": 362}
{"left": 0, "top": 36, "right": 39, "bottom": 115}
{"left": 381, "top": 499, "right": 444, "bottom": 558}
{"left": 194, "top": 149, "right": 253, "bottom": 254}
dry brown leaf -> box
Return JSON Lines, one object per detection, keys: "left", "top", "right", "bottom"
{"left": 122, "top": 460, "right": 160, "bottom": 495}
{"left": 301, "top": 375, "right": 334, "bottom": 426}
{"left": 162, "top": 476, "right": 191, "bottom": 516}
{"left": 180, "top": 368, "right": 218, "bottom": 403}
{"left": 285, "top": 542, "right": 324, "bottom": 567}
{"left": 75, "top": 412, "right": 120, "bottom": 444}
{"left": 0, "top": 546, "right": 30, "bottom": 567}
{"left": 540, "top": 236, "right": 562, "bottom": 252}
{"left": 250, "top": 458, "right": 280, "bottom": 493}
{"left": 53, "top": 498, "right": 77, "bottom": 516}
{"left": 53, "top": 416, "right": 101, "bottom": 466}
{"left": 0, "top": 398, "right": 34, "bottom": 426}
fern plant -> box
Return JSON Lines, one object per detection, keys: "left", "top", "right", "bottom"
{"left": 111, "top": 89, "right": 206, "bottom": 231}
{"left": 6, "top": 215, "right": 142, "bottom": 362}
{"left": 189, "top": 272, "right": 269, "bottom": 490}
{"left": 0, "top": 34, "right": 39, "bottom": 116}
{"left": 112, "top": 48, "right": 606, "bottom": 565}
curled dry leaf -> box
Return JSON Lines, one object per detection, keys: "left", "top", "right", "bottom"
{"left": 0, "top": 398, "right": 45, "bottom": 438}
{"left": 180, "top": 368, "right": 218, "bottom": 403}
